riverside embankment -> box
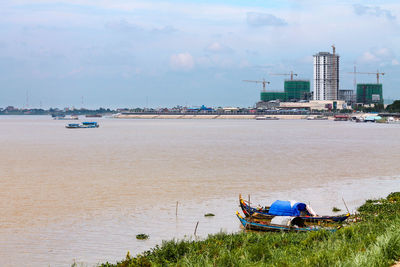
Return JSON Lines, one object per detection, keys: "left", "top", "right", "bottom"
{"left": 101, "top": 192, "right": 400, "bottom": 267}
{"left": 113, "top": 114, "right": 309, "bottom": 119}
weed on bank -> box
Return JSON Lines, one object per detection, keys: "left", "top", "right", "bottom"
{"left": 99, "top": 192, "right": 400, "bottom": 267}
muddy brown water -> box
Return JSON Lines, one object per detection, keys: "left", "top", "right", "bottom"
{"left": 1, "top": 116, "right": 399, "bottom": 266}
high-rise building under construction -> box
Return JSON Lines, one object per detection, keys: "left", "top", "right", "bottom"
{"left": 313, "top": 46, "right": 339, "bottom": 100}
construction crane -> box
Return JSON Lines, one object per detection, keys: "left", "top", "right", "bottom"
{"left": 347, "top": 69, "right": 385, "bottom": 84}
{"left": 243, "top": 79, "right": 270, "bottom": 92}
{"left": 270, "top": 71, "right": 298, "bottom": 81}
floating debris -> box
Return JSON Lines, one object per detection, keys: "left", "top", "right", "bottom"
{"left": 136, "top": 234, "right": 149, "bottom": 240}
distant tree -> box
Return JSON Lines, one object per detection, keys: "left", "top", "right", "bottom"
{"left": 373, "top": 103, "right": 385, "bottom": 112}
{"left": 386, "top": 100, "right": 400, "bottom": 113}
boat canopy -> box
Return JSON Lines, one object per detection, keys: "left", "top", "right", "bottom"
{"left": 268, "top": 200, "right": 307, "bottom": 216}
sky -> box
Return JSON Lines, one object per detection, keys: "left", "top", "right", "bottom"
{"left": 0, "top": 0, "right": 399, "bottom": 108}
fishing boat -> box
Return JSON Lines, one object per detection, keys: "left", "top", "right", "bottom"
{"left": 65, "top": 122, "right": 99, "bottom": 129}
{"left": 236, "top": 211, "right": 331, "bottom": 232}
{"left": 239, "top": 194, "right": 349, "bottom": 223}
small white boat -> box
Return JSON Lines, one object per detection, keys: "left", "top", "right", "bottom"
{"left": 54, "top": 115, "right": 79, "bottom": 120}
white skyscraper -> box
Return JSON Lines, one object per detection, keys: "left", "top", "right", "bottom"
{"left": 313, "top": 47, "right": 339, "bottom": 100}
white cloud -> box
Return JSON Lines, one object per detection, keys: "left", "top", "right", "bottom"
{"left": 361, "top": 51, "right": 378, "bottom": 63}
{"left": 359, "top": 48, "right": 396, "bottom": 66}
{"left": 353, "top": 4, "right": 396, "bottom": 21}
{"left": 376, "top": 48, "right": 391, "bottom": 57}
{"left": 170, "top": 52, "right": 194, "bottom": 71}
{"left": 205, "top": 42, "right": 233, "bottom": 54}
{"left": 246, "top": 12, "right": 287, "bottom": 27}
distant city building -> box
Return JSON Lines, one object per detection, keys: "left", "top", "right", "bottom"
{"left": 313, "top": 47, "right": 339, "bottom": 100}
{"left": 260, "top": 91, "right": 287, "bottom": 102}
{"left": 338, "top": 89, "right": 355, "bottom": 105}
{"left": 5, "top": 106, "right": 17, "bottom": 111}
{"left": 256, "top": 100, "right": 280, "bottom": 109}
{"left": 284, "top": 80, "right": 311, "bottom": 101}
{"left": 279, "top": 100, "right": 348, "bottom": 111}
{"left": 259, "top": 80, "right": 310, "bottom": 102}
{"left": 356, "top": 83, "right": 383, "bottom": 105}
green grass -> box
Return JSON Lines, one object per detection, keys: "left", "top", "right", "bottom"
{"left": 99, "top": 192, "right": 400, "bottom": 267}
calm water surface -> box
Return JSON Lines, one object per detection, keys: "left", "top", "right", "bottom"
{"left": 1, "top": 116, "right": 399, "bottom": 266}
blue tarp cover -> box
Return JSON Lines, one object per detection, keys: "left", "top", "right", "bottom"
{"left": 268, "top": 200, "right": 307, "bottom": 216}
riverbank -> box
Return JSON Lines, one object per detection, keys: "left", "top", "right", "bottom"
{"left": 113, "top": 114, "right": 309, "bottom": 120}
{"left": 100, "top": 192, "right": 400, "bottom": 267}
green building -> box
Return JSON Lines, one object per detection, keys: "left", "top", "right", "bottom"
{"left": 259, "top": 80, "right": 310, "bottom": 102}
{"left": 356, "top": 84, "right": 383, "bottom": 104}
{"left": 260, "top": 92, "right": 287, "bottom": 102}
{"left": 284, "top": 80, "right": 310, "bottom": 101}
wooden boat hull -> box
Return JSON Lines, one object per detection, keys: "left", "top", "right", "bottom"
{"left": 236, "top": 212, "right": 323, "bottom": 232}
{"left": 239, "top": 194, "right": 349, "bottom": 223}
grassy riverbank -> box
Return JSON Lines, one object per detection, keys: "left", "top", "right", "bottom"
{"left": 100, "top": 192, "right": 400, "bottom": 267}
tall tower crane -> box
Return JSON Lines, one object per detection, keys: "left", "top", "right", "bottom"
{"left": 243, "top": 79, "right": 270, "bottom": 92}
{"left": 347, "top": 70, "right": 385, "bottom": 84}
{"left": 270, "top": 71, "right": 298, "bottom": 80}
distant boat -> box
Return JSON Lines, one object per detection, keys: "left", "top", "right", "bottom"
{"left": 387, "top": 117, "right": 400, "bottom": 124}
{"left": 66, "top": 122, "right": 99, "bottom": 128}
{"left": 51, "top": 113, "right": 65, "bottom": 118}
{"left": 364, "top": 116, "right": 382, "bottom": 122}
{"left": 334, "top": 115, "right": 349, "bottom": 121}
{"left": 306, "top": 116, "right": 328, "bottom": 120}
{"left": 54, "top": 115, "right": 79, "bottom": 120}
{"left": 85, "top": 114, "right": 102, "bottom": 118}
{"left": 255, "top": 116, "right": 279, "bottom": 120}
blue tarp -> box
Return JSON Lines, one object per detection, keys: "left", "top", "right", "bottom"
{"left": 268, "top": 200, "right": 307, "bottom": 216}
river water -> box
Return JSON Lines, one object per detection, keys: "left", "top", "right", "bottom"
{"left": 1, "top": 116, "right": 399, "bottom": 266}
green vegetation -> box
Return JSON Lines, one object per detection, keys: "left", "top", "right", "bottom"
{"left": 386, "top": 100, "right": 400, "bottom": 113}
{"left": 376, "top": 118, "right": 388, "bottom": 123}
{"left": 136, "top": 234, "right": 149, "bottom": 240}
{"left": 388, "top": 192, "right": 400, "bottom": 202}
{"left": 100, "top": 192, "right": 400, "bottom": 267}
{"left": 204, "top": 213, "right": 215, "bottom": 217}
{"left": 332, "top": 206, "right": 341, "bottom": 212}
{"left": 354, "top": 103, "right": 385, "bottom": 112}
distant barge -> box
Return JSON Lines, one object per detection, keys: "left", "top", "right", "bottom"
{"left": 85, "top": 114, "right": 102, "bottom": 118}
{"left": 66, "top": 122, "right": 99, "bottom": 129}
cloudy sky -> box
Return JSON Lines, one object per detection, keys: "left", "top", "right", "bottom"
{"left": 1, "top": 0, "right": 399, "bottom": 108}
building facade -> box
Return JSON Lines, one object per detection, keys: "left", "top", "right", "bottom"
{"left": 356, "top": 84, "right": 383, "bottom": 104}
{"left": 284, "top": 80, "right": 310, "bottom": 101}
{"left": 260, "top": 91, "right": 287, "bottom": 102}
{"left": 313, "top": 51, "right": 339, "bottom": 100}
{"left": 338, "top": 89, "right": 356, "bottom": 105}
{"left": 259, "top": 80, "right": 311, "bottom": 103}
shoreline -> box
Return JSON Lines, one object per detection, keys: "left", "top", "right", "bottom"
{"left": 113, "top": 114, "right": 311, "bottom": 120}
{"left": 100, "top": 192, "right": 400, "bottom": 267}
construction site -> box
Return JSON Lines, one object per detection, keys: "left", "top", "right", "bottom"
{"left": 245, "top": 45, "right": 386, "bottom": 111}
